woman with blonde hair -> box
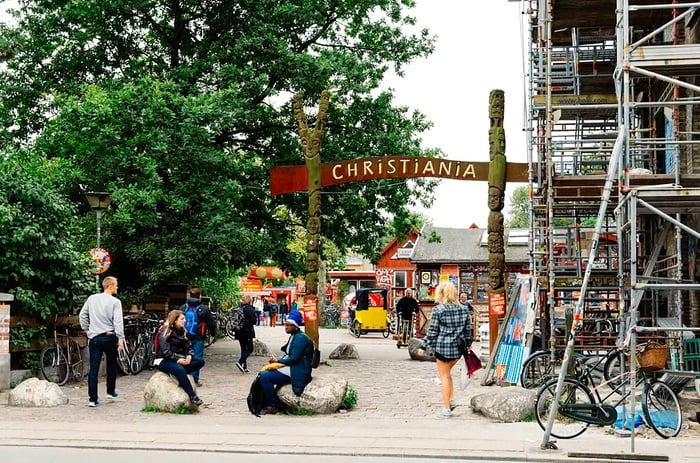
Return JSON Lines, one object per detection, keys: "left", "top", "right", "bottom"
{"left": 154, "top": 309, "right": 205, "bottom": 406}
{"left": 418, "top": 281, "right": 472, "bottom": 417}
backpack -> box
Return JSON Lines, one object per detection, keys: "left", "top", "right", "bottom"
{"left": 247, "top": 374, "right": 265, "bottom": 416}
{"left": 229, "top": 309, "right": 246, "bottom": 332}
{"left": 153, "top": 324, "right": 165, "bottom": 356}
{"left": 184, "top": 304, "right": 204, "bottom": 337}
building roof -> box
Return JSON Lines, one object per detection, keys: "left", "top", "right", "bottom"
{"left": 409, "top": 226, "right": 529, "bottom": 264}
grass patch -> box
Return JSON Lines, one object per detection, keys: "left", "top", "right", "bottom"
{"left": 141, "top": 405, "right": 196, "bottom": 414}
{"left": 521, "top": 413, "right": 535, "bottom": 422}
{"left": 282, "top": 408, "right": 316, "bottom": 416}
{"left": 340, "top": 384, "right": 358, "bottom": 410}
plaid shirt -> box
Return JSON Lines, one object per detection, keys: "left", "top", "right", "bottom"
{"left": 424, "top": 303, "right": 472, "bottom": 359}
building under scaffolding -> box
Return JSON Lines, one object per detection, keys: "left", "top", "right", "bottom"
{"left": 524, "top": 0, "right": 700, "bottom": 371}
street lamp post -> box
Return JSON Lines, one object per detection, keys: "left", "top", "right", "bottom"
{"left": 85, "top": 191, "right": 112, "bottom": 289}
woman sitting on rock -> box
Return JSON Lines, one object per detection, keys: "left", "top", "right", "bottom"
{"left": 154, "top": 309, "right": 205, "bottom": 406}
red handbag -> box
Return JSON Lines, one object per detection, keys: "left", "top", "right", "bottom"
{"left": 464, "top": 350, "right": 482, "bottom": 378}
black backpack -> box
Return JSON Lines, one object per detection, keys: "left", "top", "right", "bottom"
{"left": 247, "top": 374, "right": 265, "bottom": 417}
{"left": 229, "top": 309, "right": 246, "bottom": 332}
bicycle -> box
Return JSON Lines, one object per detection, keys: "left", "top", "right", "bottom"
{"left": 40, "top": 322, "right": 85, "bottom": 385}
{"left": 520, "top": 317, "right": 621, "bottom": 389}
{"left": 534, "top": 341, "right": 681, "bottom": 440}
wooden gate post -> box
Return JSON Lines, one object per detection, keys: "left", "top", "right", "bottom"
{"left": 293, "top": 91, "right": 330, "bottom": 348}
{"left": 487, "top": 90, "right": 507, "bottom": 353}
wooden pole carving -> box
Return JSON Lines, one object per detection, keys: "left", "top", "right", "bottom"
{"left": 293, "top": 91, "right": 330, "bottom": 348}
{"left": 487, "top": 89, "right": 507, "bottom": 353}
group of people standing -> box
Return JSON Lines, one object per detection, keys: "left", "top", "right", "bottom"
{"left": 252, "top": 296, "right": 291, "bottom": 326}
{"left": 79, "top": 277, "right": 473, "bottom": 417}
{"left": 79, "top": 281, "right": 312, "bottom": 413}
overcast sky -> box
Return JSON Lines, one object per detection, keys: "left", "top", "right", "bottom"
{"left": 386, "top": 0, "right": 528, "bottom": 229}
{"left": 1, "top": 1, "right": 528, "bottom": 229}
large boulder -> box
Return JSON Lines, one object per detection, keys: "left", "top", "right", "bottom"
{"left": 252, "top": 338, "right": 272, "bottom": 357}
{"left": 329, "top": 343, "right": 360, "bottom": 360}
{"left": 277, "top": 374, "right": 348, "bottom": 414}
{"left": 8, "top": 377, "right": 68, "bottom": 407}
{"left": 408, "top": 338, "right": 435, "bottom": 361}
{"left": 144, "top": 371, "right": 199, "bottom": 412}
{"left": 470, "top": 387, "right": 536, "bottom": 422}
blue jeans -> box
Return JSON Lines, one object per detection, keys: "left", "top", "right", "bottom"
{"left": 259, "top": 370, "right": 291, "bottom": 408}
{"left": 280, "top": 313, "right": 287, "bottom": 324}
{"left": 238, "top": 336, "right": 254, "bottom": 368}
{"left": 263, "top": 311, "right": 270, "bottom": 326}
{"left": 190, "top": 338, "right": 204, "bottom": 382}
{"left": 88, "top": 334, "right": 118, "bottom": 403}
{"left": 157, "top": 356, "right": 205, "bottom": 398}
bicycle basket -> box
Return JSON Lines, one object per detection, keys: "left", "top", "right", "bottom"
{"left": 637, "top": 342, "right": 669, "bottom": 372}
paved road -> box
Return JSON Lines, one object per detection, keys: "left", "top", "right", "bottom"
{"left": 1, "top": 327, "right": 699, "bottom": 462}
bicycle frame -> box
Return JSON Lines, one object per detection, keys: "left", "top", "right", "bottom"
{"left": 557, "top": 366, "right": 648, "bottom": 426}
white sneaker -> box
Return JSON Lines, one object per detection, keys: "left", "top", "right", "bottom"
{"left": 437, "top": 408, "right": 453, "bottom": 417}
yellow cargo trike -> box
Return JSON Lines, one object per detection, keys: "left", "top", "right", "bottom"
{"left": 349, "top": 289, "right": 390, "bottom": 338}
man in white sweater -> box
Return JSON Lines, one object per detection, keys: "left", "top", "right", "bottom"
{"left": 79, "top": 276, "right": 125, "bottom": 407}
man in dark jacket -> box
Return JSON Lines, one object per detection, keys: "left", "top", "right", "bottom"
{"left": 234, "top": 295, "right": 257, "bottom": 373}
{"left": 395, "top": 288, "right": 419, "bottom": 347}
{"left": 257, "top": 310, "right": 313, "bottom": 415}
{"left": 278, "top": 299, "right": 289, "bottom": 324}
{"left": 179, "top": 286, "right": 216, "bottom": 386}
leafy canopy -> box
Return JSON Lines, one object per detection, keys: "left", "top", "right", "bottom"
{"left": 0, "top": 0, "right": 441, "bottom": 296}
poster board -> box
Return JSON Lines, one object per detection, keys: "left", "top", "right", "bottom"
{"left": 485, "top": 275, "right": 537, "bottom": 385}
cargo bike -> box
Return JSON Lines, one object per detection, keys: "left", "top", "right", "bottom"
{"left": 349, "top": 289, "right": 390, "bottom": 338}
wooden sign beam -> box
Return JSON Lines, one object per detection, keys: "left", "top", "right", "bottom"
{"left": 271, "top": 156, "right": 529, "bottom": 195}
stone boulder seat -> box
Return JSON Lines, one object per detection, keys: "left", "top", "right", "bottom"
{"left": 8, "top": 377, "right": 68, "bottom": 407}
{"left": 277, "top": 374, "right": 348, "bottom": 414}
{"left": 144, "top": 371, "right": 199, "bottom": 412}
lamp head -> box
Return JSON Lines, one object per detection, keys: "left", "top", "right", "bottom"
{"left": 84, "top": 191, "right": 112, "bottom": 211}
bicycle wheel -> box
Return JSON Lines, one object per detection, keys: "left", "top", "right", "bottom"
{"left": 603, "top": 348, "right": 627, "bottom": 390}
{"left": 129, "top": 340, "right": 147, "bottom": 375}
{"left": 68, "top": 341, "right": 84, "bottom": 381}
{"left": 351, "top": 320, "right": 361, "bottom": 338}
{"left": 40, "top": 345, "right": 69, "bottom": 385}
{"left": 535, "top": 378, "right": 593, "bottom": 439}
{"left": 520, "top": 351, "right": 558, "bottom": 389}
{"left": 642, "top": 380, "right": 682, "bottom": 438}
{"left": 117, "top": 344, "right": 131, "bottom": 375}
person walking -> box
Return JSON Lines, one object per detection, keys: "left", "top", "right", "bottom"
{"left": 180, "top": 286, "right": 216, "bottom": 386}
{"left": 262, "top": 298, "right": 271, "bottom": 327}
{"left": 234, "top": 295, "right": 257, "bottom": 373}
{"left": 278, "top": 298, "right": 289, "bottom": 324}
{"left": 417, "top": 281, "right": 472, "bottom": 417}
{"left": 395, "top": 288, "right": 419, "bottom": 347}
{"left": 269, "top": 300, "right": 279, "bottom": 327}
{"left": 257, "top": 310, "right": 314, "bottom": 415}
{"left": 154, "top": 309, "right": 205, "bottom": 407}
{"left": 79, "top": 276, "right": 125, "bottom": 407}
{"left": 253, "top": 297, "right": 263, "bottom": 326}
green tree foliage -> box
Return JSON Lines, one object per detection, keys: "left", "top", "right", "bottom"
{"left": 0, "top": 152, "right": 92, "bottom": 321}
{"left": 506, "top": 185, "right": 530, "bottom": 228}
{"left": 0, "top": 0, "right": 440, "bottom": 296}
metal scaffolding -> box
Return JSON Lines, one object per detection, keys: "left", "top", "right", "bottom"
{"left": 523, "top": 0, "right": 700, "bottom": 448}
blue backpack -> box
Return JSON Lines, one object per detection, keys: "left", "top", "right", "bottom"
{"left": 184, "top": 304, "right": 202, "bottom": 337}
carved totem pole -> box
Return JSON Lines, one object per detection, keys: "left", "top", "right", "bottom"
{"left": 487, "top": 90, "right": 507, "bottom": 350}
{"left": 293, "top": 91, "right": 330, "bottom": 348}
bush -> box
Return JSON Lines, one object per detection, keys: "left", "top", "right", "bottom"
{"left": 340, "top": 384, "right": 358, "bottom": 410}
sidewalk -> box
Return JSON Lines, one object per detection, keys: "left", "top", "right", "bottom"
{"left": 1, "top": 327, "right": 698, "bottom": 462}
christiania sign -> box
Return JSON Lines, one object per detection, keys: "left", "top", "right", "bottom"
{"left": 270, "top": 155, "right": 528, "bottom": 195}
